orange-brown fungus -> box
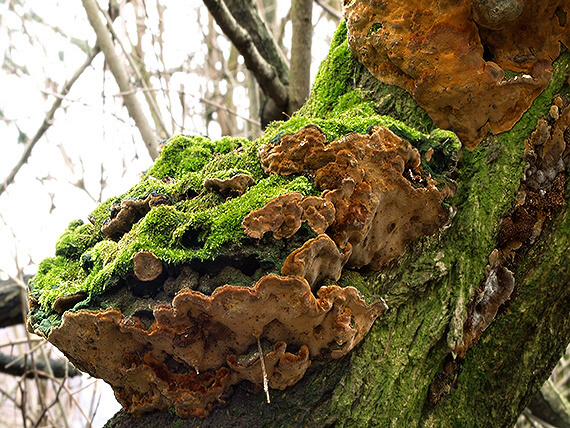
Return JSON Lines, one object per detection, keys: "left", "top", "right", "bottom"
{"left": 133, "top": 250, "right": 163, "bottom": 281}
{"left": 32, "top": 125, "right": 454, "bottom": 418}
{"left": 281, "top": 234, "right": 352, "bottom": 289}
{"left": 344, "top": 0, "right": 570, "bottom": 148}
{"left": 43, "top": 274, "right": 385, "bottom": 417}
{"left": 251, "top": 125, "right": 452, "bottom": 269}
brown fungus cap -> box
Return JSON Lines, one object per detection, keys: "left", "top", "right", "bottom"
{"left": 36, "top": 273, "right": 385, "bottom": 417}
{"left": 203, "top": 173, "right": 255, "bottom": 198}
{"left": 227, "top": 342, "right": 311, "bottom": 390}
{"left": 344, "top": 0, "right": 570, "bottom": 148}
{"left": 133, "top": 250, "right": 163, "bottom": 281}
{"left": 101, "top": 192, "right": 171, "bottom": 241}
{"left": 242, "top": 192, "right": 337, "bottom": 239}
{"left": 281, "top": 234, "right": 352, "bottom": 290}
{"left": 253, "top": 125, "right": 452, "bottom": 268}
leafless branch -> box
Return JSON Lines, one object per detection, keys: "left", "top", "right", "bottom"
{"left": 81, "top": 0, "right": 160, "bottom": 159}
{"left": 0, "top": 47, "right": 100, "bottom": 198}
{"left": 0, "top": 353, "right": 81, "bottom": 379}
{"left": 199, "top": 96, "right": 261, "bottom": 127}
{"left": 314, "top": 0, "right": 343, "bottom": 21}
{"left": 0, "top": 276, "right": 31, "bottom": 328}
{"left": 114, "top": 86, "right": 261, "bottom": 127}
{"left": 97, "top": 1, "right": 169, "bottom": 139}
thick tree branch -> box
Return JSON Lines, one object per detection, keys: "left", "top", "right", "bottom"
{"left": 289, "top": 0, "right": 314, "bottom": 112}
{"left": 202, "top": 0, "right": 289, "bottom": 111}
{"left": 526, "top": 379, "right": 570, "bottom": 428}
{"left": 223, "top": 0, "right": 289, "bottom": 84}
{"left": 0, "top": 48, "right": 99, "bottom": 198}
{"left": 0, "top": 277, "right": 29, "bottom": 328}
{"left": 81, "top": 0, "right": 159, "bottom": 160}
{"left": 0, "top": 353, "right": 81, "bottom": 379}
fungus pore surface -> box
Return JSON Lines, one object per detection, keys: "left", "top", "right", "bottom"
{"left": 27, "top": 122, "right": 455, "bottom": 418}
{"left": 344, "top": 0, "right": 570, "bottom": 148}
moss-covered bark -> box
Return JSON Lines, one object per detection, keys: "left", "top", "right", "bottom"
{"left": 50, "top": 20, "right": 570, "bottom": 427}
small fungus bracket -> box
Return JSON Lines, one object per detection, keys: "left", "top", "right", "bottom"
{"left": 101, "top": 191, "right": 172, "bottom": 241}
{"left": 203, "top": 173, "right": 255, "bottom": 198}
{"left": 344, "top": 0, "right": 570, "bottom": 148}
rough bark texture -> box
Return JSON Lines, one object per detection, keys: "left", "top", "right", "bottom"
{"left": 288, "top": 0, "right": 313, "bottom": 112}
{"left": 87, "top": 20, "right": 569, "bottom": 427}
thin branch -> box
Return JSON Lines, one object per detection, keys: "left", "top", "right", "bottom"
{"left": 31, "top": 374, "right": 66, "bottom": 428}
{"left": 81, "top": 0, "right": 159, "bottom": 159}
{"left": 114, "top": 87, "right": 261, "bottom": 127}
{"left": 0, "top": 353, "right": 82, "bottom": 379}
{"left": 97, "top": 2, "right": 169, "bottom": 139}
{"left": 199, "top": 96, "right": 261, "bottom": 127}
{"left": 0, "top": 47, "right": 100, "bottom": 198}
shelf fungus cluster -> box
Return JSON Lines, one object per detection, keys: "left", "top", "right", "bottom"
{"left": 344, "top": 0, "right": 570, "bottom": 148}
{"left": 255, "top": 125, "right": 453, "bottom": 269}
{"left": 27, "top": 125, "right": 454, "bottom": 418}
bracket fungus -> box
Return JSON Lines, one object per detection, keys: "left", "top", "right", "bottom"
{"left": 344, "top": 0, "right": 570, "bottom": 148}
{"left": 27, "top": 123, "right": 455, "bottom": 418}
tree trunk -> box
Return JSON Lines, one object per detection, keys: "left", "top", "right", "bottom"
{"left": 99, "top": 18, "right": 570, "bottom": 426}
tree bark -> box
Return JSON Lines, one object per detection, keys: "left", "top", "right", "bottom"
{"left": 203, "top": 0, "right": 289, "bottom": 122}
{"left": 288, "top": 0, "right": 313, "bottom": 112}
{"left": 103, "top": 19, "right": 570, "bottom": 426}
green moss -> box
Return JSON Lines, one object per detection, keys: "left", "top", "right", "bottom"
{"left": 301, "top": 21, "right": 366, "bottom": 118}
{"left": 55, "top": 220, "right": 99, "bottom": 259}
{"left": 30, "top": 256, "right": 86, "bottom": 309}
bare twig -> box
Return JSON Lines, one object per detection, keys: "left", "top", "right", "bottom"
{"left": 114, "top": 86, "right": 261, "bottom": 127}
{"left": 32, "top": 373, "right": 66, "bottom": 428}
{"left": 0, "top": 353, "right": 82, "bottom": 379}
{"left": 199, "top": 96, "right": 261, "bottom": 127}
{"left": 257, "top": 337, "right": 270, "bottom": 404}
{"left": 97, "top": 1, "right": 169, "bottom": 139}
{"left": 0, "top": 47, "right": 100, "bottom": 198}
{"left": 81, "top": 0, "right": 159, "bottom": 159}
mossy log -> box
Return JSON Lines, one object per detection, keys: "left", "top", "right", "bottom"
{"left": 28, "top": 18, "right": 570, "bottom": 428}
